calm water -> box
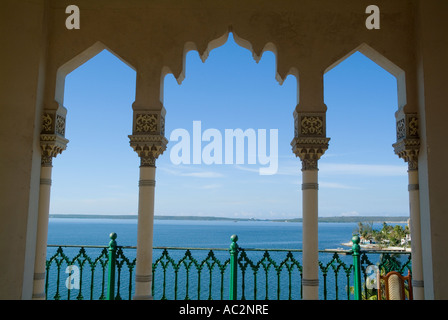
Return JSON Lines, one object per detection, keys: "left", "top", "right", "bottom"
{"left": 45, "top": 219, "right": 405, "bottom": 300}
{"left": 47, "top": 218, "right": 362, "bottom": 249}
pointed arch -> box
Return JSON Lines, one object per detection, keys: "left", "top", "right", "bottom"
{"left": 54, "top": 41, "right": 136, "bottom": 106}
{"left": 324, "top": 43, "right": 406, "bottom": 110}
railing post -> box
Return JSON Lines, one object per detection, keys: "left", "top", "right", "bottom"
{"left": 107, "top": 232, "right": 118, "bottom": 300}
{"left": 229, "top": 234, "right": 239, "bottom": 300}
{"left": 352, "top": 235, "right": 362, "bottom": 300}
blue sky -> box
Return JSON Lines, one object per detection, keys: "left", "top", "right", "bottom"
{"left": 50, "top": 33, "right": 408, "bottom": 219}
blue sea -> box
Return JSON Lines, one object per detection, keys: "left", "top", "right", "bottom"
{"left": 47, "top": 218, "right": 363, "bottom": 249}
{"left": 45, "top": 218, "right": 407, "bottom": 300}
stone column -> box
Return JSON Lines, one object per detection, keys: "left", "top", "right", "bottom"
{"left": 129, "top": 109, "right": 168, "bottom": 300}
{"left": 32, "top": 108, "right": 69, "bottom": 300}
{"left": 393, "top": 112, "right": 424, "bottom": 299}
{"left": 291, "top": 112, "right": 330, "bottom": 300}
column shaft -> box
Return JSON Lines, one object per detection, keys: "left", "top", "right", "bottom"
{"left": 129, "top": 107, "right": 167, "bottom": 299}
{"left": 133, "top": 165, "right": 156, "bottom": 300}
{"left": 33, "top": 107, "right": 68, "bottom": 299}
{"left": 32, "top": 164, "right": 53, "bottom": 300}
{"left": 408, "top": 169, "right": 424, "bottom": 299}
{"left": 291, "top": 110, "right": 329, "bottom": 300}
{"left": 392, "top": 112, "right": 422, "bottom": 299}
{"left": 301, "top": 169, "right": 319, "bottom": 299}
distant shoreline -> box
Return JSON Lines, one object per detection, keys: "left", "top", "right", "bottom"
{"left": 340, "top": 242, "right": 411, "bottom": 252}
{"left": 49, "top": 214, "right": 409, "bottom": 224}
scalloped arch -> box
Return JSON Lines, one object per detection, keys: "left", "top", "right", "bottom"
{"left": 167, "top": 30, "right": 290, "bottom": 87}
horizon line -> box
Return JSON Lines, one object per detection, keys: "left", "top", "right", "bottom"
{"left": 49, "top": 213, "right": 409, "bottom": 222}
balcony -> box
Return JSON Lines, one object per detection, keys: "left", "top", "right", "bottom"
{"left": 45, "top": 233, "right": 412, "bottom": 301}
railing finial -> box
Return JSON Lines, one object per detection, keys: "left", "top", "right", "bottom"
{"left": 229, "top": 234, "right": 239, "bottom": 300}
{"left": 230, "top": 234, "right": 238, "bottom": 250}
{"left": 107, "top": 232, "right": 118, "bottom": 300}
{"left": 352, "top": 234, "right": 360, "bottom": 253}
{"left": 352, "top": 234, "right": 362, "bottom": 300}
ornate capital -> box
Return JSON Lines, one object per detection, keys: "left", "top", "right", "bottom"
{"left": 129, "top": 109, "right": 168, "bottom": 167}
{"left": 291, "top": 137, "right": 330, "bottom": 171}
{"left": 40, "top": 108, "right": 69, "bottom": 166}
{"left": 393, "top": 138, "right": 420, "bottom": 171}
{"left": 129, "top": 134, "right": 168, "bottom": 166}
{"left": 393, "top": 113, "right": 420, "bottom": 171}
{"left": 292, "top": 111, "right": 329, "bottom": 170}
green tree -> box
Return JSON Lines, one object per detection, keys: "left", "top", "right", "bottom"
{"left": 356, "top": 222, "right": 374, "bottom": 240}
{"left": 356, "top": 222, "right": 410, "bottom": 248}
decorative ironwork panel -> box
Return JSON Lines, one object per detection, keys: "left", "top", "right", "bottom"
{"left": 46, "top": 234, "right": 412, "bottom": 301}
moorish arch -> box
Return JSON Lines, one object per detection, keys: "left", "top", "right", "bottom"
{"left": 33, "top": 42, "right": 138, "bottom": 300}
{"left": 324, "top": 42, "right": 424, "bottom": 299}
{"left": 131, "top": 28, "right": 328, "bottom": 300}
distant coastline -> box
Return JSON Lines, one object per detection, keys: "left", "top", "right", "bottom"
{"left": 49, "top": 214, "right": 409, "bottom": 224}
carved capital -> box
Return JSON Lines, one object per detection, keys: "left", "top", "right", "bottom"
{"left": 40, "top": 135, "right": 69, "bottom": 166}
{"left": 129, "top": 134, "right": 168, "bottom": 167}
{"left": 393, "top": 113, "right": 420, "bottom": 170}
{"left": 292, "top": 111, "right": 329, "bottom": 170}
{"left": 393, "top": 138, "right": 420, "bottom": 171}
{"left": 130, "top": 109, "right": 167, "bottom": 166}
{"left": 40, "top": 107, "right": 69, "bottom": 166}
{"left": 291, "top": 137, "right": 330, "bottom": 171}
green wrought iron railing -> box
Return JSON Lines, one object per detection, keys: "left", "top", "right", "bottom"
{"left": 45, "top": 233, "right": 412, "bottom": 300}
{"left": 45, "top": 233, "right": 136, "bottom": 300}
